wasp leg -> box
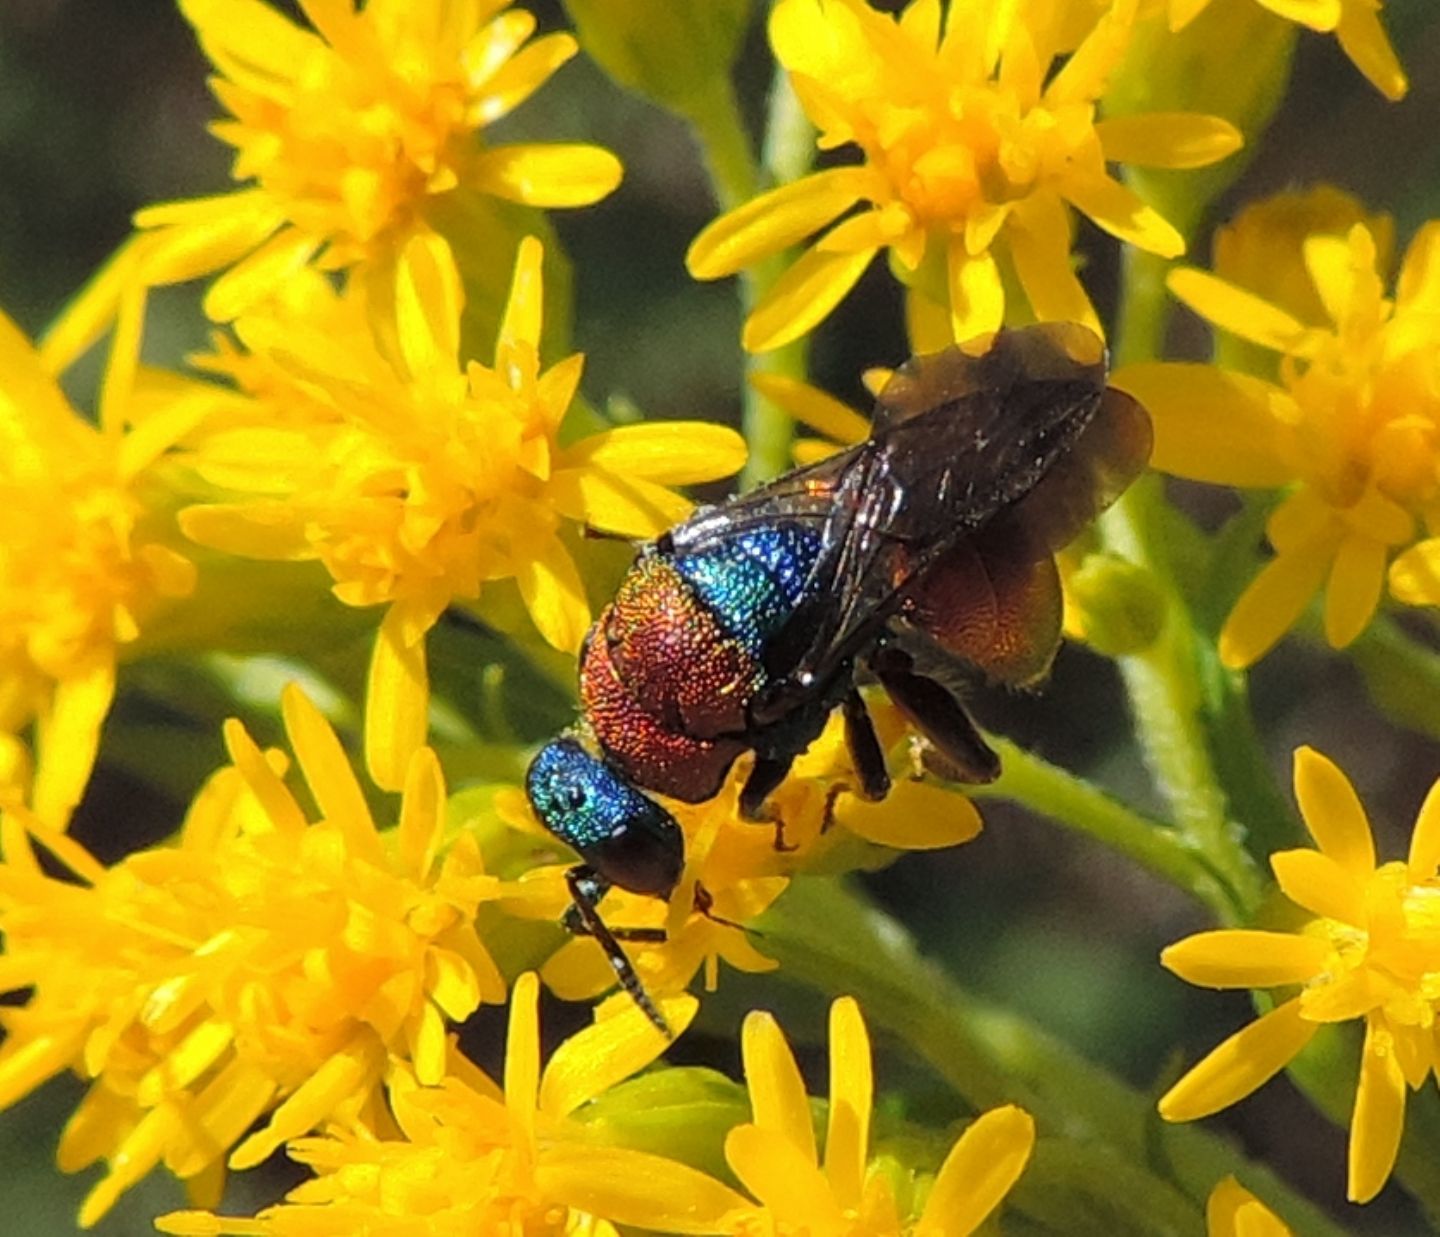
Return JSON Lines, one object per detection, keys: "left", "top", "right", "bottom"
{"left": 842, "top": 689, "right": 891, "bottom": 801}
{"left": 871, "top": 653, "right": 1000, "bottom": 784}
{"left": 739, "top": 754, "right": 798, "bottom": 851}
{"left": 563, "top": 865, "right": 672, "bottom": 1037}
{"left": 691, "top": 881, "right": 760, "bottom": 936}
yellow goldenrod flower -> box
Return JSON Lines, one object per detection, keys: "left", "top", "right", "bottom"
{"left": 156, "top": 973, "right": 749, "bottom": 1236}
{"left": 1160, "top": 746, "right": 1440, "bottom": 1204}
{"left": 687, "top": 0, "right": 1242, "bottom": 352}
{"left": 1119, "top": 211, "right": 1440, "bottom": 667}
{"left": 720, "top": 997, "right": 1035, "bottom": 1234}
{"left": 507, "top": 708, "right": 981, "bottom": 1007}
{"left": 1167, "top": 0, "right": 1406, "bottom": 101}
{"left": 43, "top": 0, "right": 622, "bottom": 373}
{"left": 180, "top": 235, "right": 745, "bottom": 789}
{"left": 0, "top": 307, "right": 203, "bottom": 826}
{"left": 1207, "top": 1176, "right": 1293, "bottom": 1236}
{"left": 0, "top": 684, "right": 507, "bottom": 1225}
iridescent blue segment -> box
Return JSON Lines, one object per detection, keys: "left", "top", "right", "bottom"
{"left": 675, "top": 522, "right": 822, "bottom": 655}
{"left": 526, "top": 739, "right": 683, "bottom": 895}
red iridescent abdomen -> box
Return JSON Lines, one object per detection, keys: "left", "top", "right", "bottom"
{"left": 580, "top": 556, "right": 760, "bottom": 802}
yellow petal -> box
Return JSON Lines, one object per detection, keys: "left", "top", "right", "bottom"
{"left": 834, "top": 778, "right": 983, "bottom": 849}
{"left": 546, "top": 467, "right": 694, "bottom": 537}
{"left": 1270, "top": 847, "right": 1364, "bottom": 925}
{"left": 1389, "top": 538, "right": 1440, "bottom": 606}
{"left": 947, "top": 240, "right": 1005, "bottom": 342}
{"left": 917, "top": 1105, "right": 1035, "bottom": 1236}
{"left": 1111, "top": 363, "right": 1292, "bottom": 487}
{"left": 498, "top": 234, "right": 545, "bottom": 369}
{"left": 1218, "top": 545, "right": 1331, "bottom": 669}
{"left": 395, "top": 231, "right": 462, "bottom": 380}
{"left": 471, "top": 144, "right": 623, "bottom": 208}
{"left": 202, "top": 228, "right": 320, "bottom": 323}
{"left": 1005, "top": 195, "right": 1101, "bottom": 338}
{"left": 1255, "top": 0, "right": 1341, "bottom": 29}
{"left": 1335, "top": 0, "right": 1407, "bottom": 100}
{"left": 1407, "top": 776, "right": 1440, "bottom": 881}
{"left": 178, "top": 503, "right": 316, "bottom": 560}
{"left": 222, "top": 717, "right": 306, "bottom": 836}
{"left": 281, "top": 682, "right": 382, "bottom": 863}
{"left": 228, "top": 1043, "right": 375, "bottom": 1170}
{"left": 1349, "top": 1018, "right": 1407, "bottom": 1203}
{"left": 0, "top": 305, "right": 84, "bottom": 434}
{"left": 39, "top": 238, "right": 145, "bottom": 373}
{"left": 1094, "top": 114, "right": 1243, "bottom": 170}
{"left": 33, "top": 660, "right": 115, "bottom": 828}
{"left": 686, "top": 168, "right": 868, "bottom": 279}
{"left": 535, "top": 1144, "right": 750, "bottom": 1233}
{"left": 538, "top": 992, "right": 697, "bottom": 1117}
{"left": 748, "top": 372, "right": 870, "bottom": 446}
{"left": 474, "top": 31, "right": 580, "bottom": 124}
{"left": 1323, "top": 532, "right": 1385, "bottom": 648}
{"left": 825, "top": 998, "right": 871, "bottom": 1209}
{"left": 557, "top": 423, "right": 747, "bottom": 483}
{"left": 1161, "top": 930, "right": 1328, "bottom": 989}
{"left": 506, "top": 972, "right": 542, "bottom": 1144}
{"left": 1397, "top": 222, "right": 1440, "bottom": 313}
{"left": 513, "top": 528, "right": 590, "bottom": 652}
{"left": 741, "top": 1010, "right": 817, "bottom": 1165}
{"left": 1169, "top": 0, "right": 1212, "bottom": 29}
{"left": 743, "top": 244, "right": 877, "bottom": 353}
{"left": 1159, "top": 998, "right": 1316, "bottom": 1121}
{"left": 1205, "top": 1176, "right": 1292, "bottom": 1237}
{"left": 1063, "top": 174, "right": 1184, "bottom": 258}
{"left": 725, "top": 1123, "right": 846, "bottom": 1226}
{"left": 1167, "top": 268, "right": 1308, "bottom": 354}
{"left": 1293, "top": 746, "right": 1375, "bottom": 875}
{"left": 398, "top": 746, "right": 446, "bottom": 882}
{"left": 365, "top": 608, "right": 430, "bottom": 794}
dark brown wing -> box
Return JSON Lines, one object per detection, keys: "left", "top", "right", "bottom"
{"left": 668, "top": 323, "right": 1148, "bottom": 722}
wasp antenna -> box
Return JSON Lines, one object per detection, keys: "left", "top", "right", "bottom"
{"left": 565, "top": 865, "right": 672, "bottom": 1039}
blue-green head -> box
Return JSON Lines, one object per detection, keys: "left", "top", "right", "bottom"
{"left": 526, "top": 738, "right": 684, "bottom": 898}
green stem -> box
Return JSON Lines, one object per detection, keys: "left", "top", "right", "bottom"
{"left": 971, "top": 738, "right": 1241, "bottom": 922}
{"left": 1343, "top": 614, "right": 1440, "bottom": 742}
{"left": 688, "top": 65, "right": 810, "bottom": 486}
{"left": 763, "top": 879, "right": 1349, "bottom": 1237}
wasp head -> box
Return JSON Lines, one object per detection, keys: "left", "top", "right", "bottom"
{"left": 526, "top": 738, "right": 684, "bottom": 898}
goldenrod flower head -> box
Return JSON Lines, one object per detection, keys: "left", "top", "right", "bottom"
{"left": 45, "top": 0, "right": 623, "bottom": 372}
{"left": 1159, "top": 746, "right": 1440, "bottom": 1203}
{"left": 1167, "top": 0, "right": 1406, "bottom": 101}
{"left": 0, "top": 684, "right": 505, "bottom": 1225}
{"left": 508, "top": 711, "right": 981, "bottom": 1007}
{"left": 722, "top": 997, "right": 1035, "bottom": 1234}
{"left": 1119, "top": 213, "right": 1440, "bottom": 667}
{"left": 1206, "top": 1176, "right": 1293, "bottom": 1236}
{"left": 0, "top": 308, "right": 200, "bottom": 826}
{"left": 180, "top": 235, "right": 745, "bottom": 788}
{"left": 687, "top": 0, "right": 1242, "bottom": 352}
{"left": 156, "top": 973, "right": 748, "bottom": 1236}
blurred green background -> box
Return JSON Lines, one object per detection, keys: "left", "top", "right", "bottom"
{"left": 3, "top": 1, "right": 1440, "bottom": 1231}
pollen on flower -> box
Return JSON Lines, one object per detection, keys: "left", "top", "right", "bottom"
{"left": 155, "top": 973, "right": 744, "bottom": 1236}
{"left": 0, "top": 308, "right": 200, "bottom": 827}
{"left": 179, "top": 234, "right": 745, "bottom": 788}
{"left": 1159, "top": 746, "right": 1440, "bottom": 1204}
{"left": 687, "top": 0, "right": 1241, "bottom": 352}
{"left": 0, "top": 684, "right": 507, "bottom": 1225}
{"left": 1117, "top": 204, "right": 1440, "bottom": 666}
{"left": 41, "top": 0, "right": 625, "bottom": 370}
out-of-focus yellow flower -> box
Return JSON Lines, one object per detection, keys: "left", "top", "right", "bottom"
{"left": 0, "top": 684, "right": 506, "bottom": 1226}
{"left": 506, "top": 706, "right": 981, "bottom": 1007}
{"left": 1167, "top": 0, "right": 1406, "bottom": 100}
{"left": 1160, "top": 746, "right": 1440, "bottom": 1204}
{"left": 180, "top": 235, "right": 745, "bottom": 789}
{"left": 156, "top": 973, "right": 747, "bottom": 1236}
{"left": 0, "top": 307, "right": 204, "bottom": 826}
{"left": 43, "top": 0, "right": 622, "bottom": 373}
{"left": 719, "top": 997, "right": 1035, "bottom": 1234}
{"left": 1118, "top": 211, "right": 1440, "bottom": 667}
{"left": 687, "top": 0, "right": 1241, "bottom": 352}
{"left": 1207, "top": 1176, "right": 1293, "bottom": 1236}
